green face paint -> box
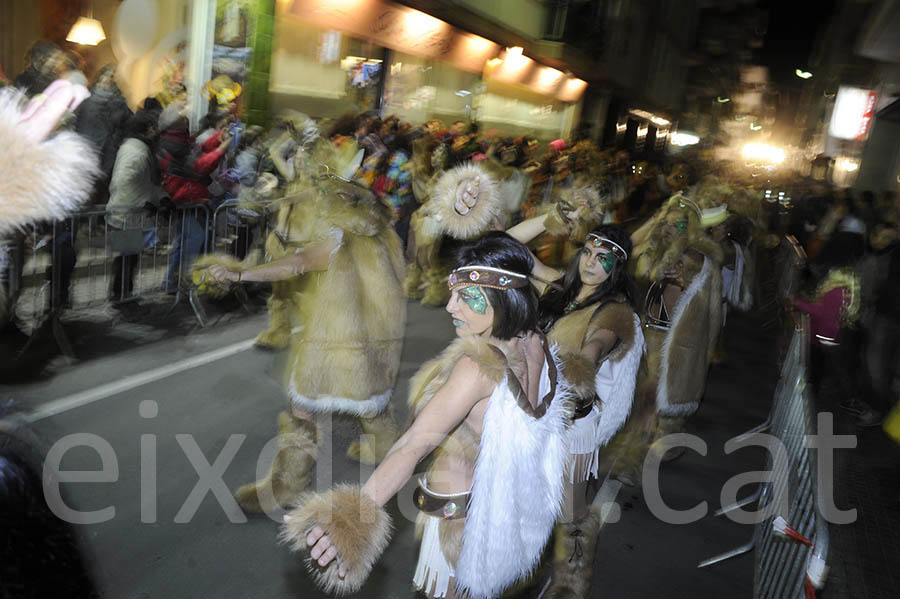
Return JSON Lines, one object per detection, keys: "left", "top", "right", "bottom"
{"left": 599, "top": 252, "right": 617, "bottom": 274}
{"left": 459, "top": 286, "right": 488, "bottom": 314}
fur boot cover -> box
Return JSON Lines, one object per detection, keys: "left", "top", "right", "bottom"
{"left": 421, "top": 267, "right": 450, "bottom": 307}
{"left": 280, "top": 484, "right": 392, "bottom": 596}
{"left": 655, "top": 257, "right": 723, "bottom": 418}
{"left": 431, "top": 163, "right": 504, "bottom": 240}
{"left": 235, "top": 411, "right": 317, "bottom": 514}
{"left": 0, "top": 87, "right": 100, "bottom": 237}
{"left": 403, "top": 262, "right": 424, "bottom": 299}
{"left": 346, "top": 408, "right": 399, "bottom": 464}
{"left": 255, "top": 281, "right": 292, "bottom": 350}
{"left": 543, "top": 505, "right": 603, "bottom": 599}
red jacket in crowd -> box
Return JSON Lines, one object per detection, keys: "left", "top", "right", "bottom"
{"left": 157, "top": 129, "right": 226, "bottom": 205}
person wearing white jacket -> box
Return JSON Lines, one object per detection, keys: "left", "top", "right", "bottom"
{"left": 106, "top": 111, "right": 164, "bottom": 303}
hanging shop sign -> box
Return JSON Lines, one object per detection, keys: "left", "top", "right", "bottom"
{"left": 284, "top": 0, "right": 499, "bottom": 73}
{"left": 830, "top": 86, "right": 879, "bottom": 140}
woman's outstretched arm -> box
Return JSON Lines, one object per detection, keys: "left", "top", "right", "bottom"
{"left": 304, "top": 356, "right": 495, "bottom": 574}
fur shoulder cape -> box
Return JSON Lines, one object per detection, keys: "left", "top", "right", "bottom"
{"left": 408, "top": 335, "right": 507, "bottom": 416}
{"left": 0, "top": 87, "right": 99, "bottom": 236}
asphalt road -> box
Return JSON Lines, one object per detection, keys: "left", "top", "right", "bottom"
{"left": 4, "top": 299, "right": 782, "bottom": 598}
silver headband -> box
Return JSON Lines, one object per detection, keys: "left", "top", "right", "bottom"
{"left": 585, "top": 234, "right": 629, "bottom": 262}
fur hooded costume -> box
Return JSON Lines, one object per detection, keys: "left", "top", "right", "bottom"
{"left": 642, "top": 235, "right": 724, "bottom": 417}
{"left": 281, "top": 335, "right": 572, "bottom": 598}
{"left": 273, "top": 174, "right": 407, "bottom": 417}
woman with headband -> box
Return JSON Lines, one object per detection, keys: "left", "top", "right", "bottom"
{"left": 508, "top": 212, "right": 644, "bottom": 598}
{"left": 279, "top": 232, "right": 572, "bottom": 599}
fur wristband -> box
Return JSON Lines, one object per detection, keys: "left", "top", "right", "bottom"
{"left": 280, "top": 484, "right": 392, "bottom": 596}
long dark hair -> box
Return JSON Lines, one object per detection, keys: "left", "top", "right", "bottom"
{"left": 453, "top": 232, "right": 539, "bottom": 340}
{"left": 538, "top": 224, "right": 635, "bottom": 331}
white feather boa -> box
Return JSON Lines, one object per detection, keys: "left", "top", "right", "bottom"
{"left": 567, "top": 314, "right": 645, "bottom": 482}
{"left": 454, "top": 347, "right": 572, "bottom": 599}
{"left": 593, "top": 313, "right": 645, "bottom": 446}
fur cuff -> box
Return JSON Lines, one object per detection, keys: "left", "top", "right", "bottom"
{"left": 280, "top": 484, "right": 392, "bottom": 596}
{"left": 432, "top": 163, "right": 503, "bottom": 240}
{"left": 0, "top": 87, "right": 99, "bottom": 236}
{"left": 559, "top": 352, "right": 596, "bottom": 401}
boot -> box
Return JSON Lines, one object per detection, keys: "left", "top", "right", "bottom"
{"left": 234, "top": 411, "right": 317, "bottom": 513}
{"left": 650, "top": 415, "right": 688, "bottom": 463}
{"left": 421, "top": 268, "right": 449, "bottom": 307}
{"left": 543, "top": 505, "right": 603, "bottom": 598}
{"left": 347, "top": 408, "right": 399, "bottom": 464}
{"left": 255, "top": 287, "right": 291, "bottom": 351}
{"left": 404, "top": 262, "right": 424, "bottom": 299}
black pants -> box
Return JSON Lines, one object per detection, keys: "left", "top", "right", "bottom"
{"left": 110, "top": 254, "right": 139, "bottom": 301}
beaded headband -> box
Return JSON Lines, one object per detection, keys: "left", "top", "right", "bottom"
{"left": 585, "top": 234, "right": 629, "bottom": 262}
{"left": 448, "top": 265, "right": 530, "bottom": 291}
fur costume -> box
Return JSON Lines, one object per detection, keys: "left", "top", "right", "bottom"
{"left": 274, "top": 179, "right": 407, "bottom": 417}
{"left": 549, "top": 300, "right": 644, "bottom": 482}
{"left": 645, "top": 249, "right": 723, "bottom": 418}
{"left": 0, "top": 87, "right": 99, "bottom": 237}
{"left": 280, "top": 484, "right": 392, "bottom": 595}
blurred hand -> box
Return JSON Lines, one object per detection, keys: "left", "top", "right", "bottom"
{"left": 18, "top": 79, "right": 90, "bottom": 144}
{"left": 207, "top": 265, "right": 239, "bottom": 283}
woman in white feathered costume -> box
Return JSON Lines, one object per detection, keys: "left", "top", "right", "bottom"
{"left": 506, "top": 203, "right": 643, "bottom": 598}
{"left": 280, "top": 231, "right": 572, "bottom": 599}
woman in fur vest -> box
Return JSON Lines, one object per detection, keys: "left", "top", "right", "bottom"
{"left": 280, "top": 232, "right": 572, "bottom": 599}
{"left": 508, "top": 213, "right": 644, "bottom": 597}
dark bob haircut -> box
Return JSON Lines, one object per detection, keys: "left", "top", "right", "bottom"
{"left": 452, "top": 231, "right": 539, "bottom": 340}
{"left": 538, "top": 224, "right": 635, "bottom": 331}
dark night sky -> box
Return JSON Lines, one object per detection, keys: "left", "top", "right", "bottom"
{"left": 758, "top": 0, "right": 837, "bottom": 87}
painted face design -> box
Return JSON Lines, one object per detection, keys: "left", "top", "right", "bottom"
{"left": 446, "top": 285, "right": 494, "bottom": 337}
{"left": 579, "top": 246, "right": 614, "bottom": 287}
{"left": 598, "top": 252, "right": 617, "bottom": 274}
{"left": 459, "top": 286, "right": 488, "bottom": 314}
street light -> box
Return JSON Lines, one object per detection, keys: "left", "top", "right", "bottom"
{"left": 750, "top": 122, "right": 762, "bottom": 131}
{"left": 795, "top": 69, "right": 813, "bottom": 79}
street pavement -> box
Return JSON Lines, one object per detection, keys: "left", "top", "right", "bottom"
{"left": 4, "top": 297, "right": 879, "bottom": 598}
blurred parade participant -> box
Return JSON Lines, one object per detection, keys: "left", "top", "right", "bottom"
{"left": 203, "top": 137, "right": 407, "bottom": 512}
{"left": 614, "top": 194, "right": 724, "bottom": 482}
{"left": 281, "top": 232, "right": 571, "bottom": 599}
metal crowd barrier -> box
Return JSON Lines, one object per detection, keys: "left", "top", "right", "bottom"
{"left": 4, "top": 203, "right": 211, "bottom": 353}
{"left": 759, "top": 234, "right": 807, "bottom": 328}
{"left": 699, "top": 314, "right": 829, "bottom": 598}
{"left": 209, "top": 198, "right": 276, "bottom": 261}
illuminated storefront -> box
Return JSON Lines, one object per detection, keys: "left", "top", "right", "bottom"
{"left": 269, "top": 0, "right": 587, "bottom": 138}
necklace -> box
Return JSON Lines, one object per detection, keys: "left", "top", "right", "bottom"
{"left": 565, "top": 300, "right": 580, "bottom": 314}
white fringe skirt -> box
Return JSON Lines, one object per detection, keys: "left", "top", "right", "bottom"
{"left": 567, "top": 404, "right": 603, "bottom": 483}
{"left": 413, "top": 479, "right": 468, "bottom": 598}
